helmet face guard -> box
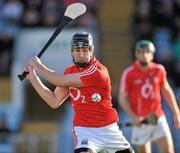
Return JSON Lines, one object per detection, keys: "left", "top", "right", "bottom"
{"left": 71, "top": 32, "right": 94, "bottom": 68}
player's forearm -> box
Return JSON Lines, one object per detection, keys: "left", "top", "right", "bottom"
{"left": 36, "top": 63, "right": 62, "bottom": 86}
{"left": 36, "top": 63, "right": 84, "bottom": 87}
{"left": 121, "top": 102, "right": 137, "bottom": 118}
{"left": 162, "top": 87, "right": 180, "bottom": 115}
{"left": 29, "top": 75, "right": 61, "bottom": 109}
{"left": 118, "top": 95, "right": 137, "bottom": 118}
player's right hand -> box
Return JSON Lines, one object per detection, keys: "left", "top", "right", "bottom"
{"left": 132, "top": 115, "right": 143, "bottom": 127}
{"left": 22, "top": 65, "right": 29, "bottom": 73}
{"left": 23, "top": 63, "right": 36, "bottom": 80}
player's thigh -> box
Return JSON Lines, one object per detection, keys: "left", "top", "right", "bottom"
{"left": 136, "top": 142, "right": 151, "bottom": 153}
{"left": 131, "top": 125, "right": 153, "bottom": 145}
{"left": 131, "top": 115, "right": 171, "bottom": 145}
{"left": 73, "top": 127, "right": 103, "bottom": 152}
{"left": 153, "top": 136, "right": 174, "bottom": 153}
{"left": 151, "top": 115, "right": 172, "bottom": 141}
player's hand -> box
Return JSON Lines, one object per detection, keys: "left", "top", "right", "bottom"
{"left": 24, "top": 63, "right": 37, "bottom": 80}
{"left": 22, "top": 65, "right": 29, "bottom": 73}
{"left": 132, "top": 115, "right": 143, "bottom": 127}
{"left": 173, "top": 112, "right": 180, "bottom": 128}
{"left": 28, "top": 56, "right": 43, "bottom": 70}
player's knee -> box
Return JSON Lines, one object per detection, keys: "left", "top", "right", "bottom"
{"left": 115, "top": 147, "right": 134, "bottom": 153}
{"left": 74, "top": 147, "right": 93, "bottom": 153}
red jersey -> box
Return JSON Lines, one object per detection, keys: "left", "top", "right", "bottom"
{"left": 120, "top": 60, "right": 167, "bottom": 117}
{"left": 64, "top": 57, "right": 118, "bottom": 127}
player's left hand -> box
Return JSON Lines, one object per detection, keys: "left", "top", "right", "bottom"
{"left": 28, "top": 56, "right": 43, "bottom": 69}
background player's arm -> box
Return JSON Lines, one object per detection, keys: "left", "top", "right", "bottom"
{"left": 27, "top": 65, "right": 69, "bottom": 109}
{"left": 161, "top": 81, "right": 180, "bottom": 128}
{"left": 118, "top": 90, "right": 142, "bottom": 126}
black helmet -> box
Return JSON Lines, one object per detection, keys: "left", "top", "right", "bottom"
{"left": 135, "top": 40, "right": 155, "bottom": 53}
{"left": 71, "top": 32, "right": 93, "bottom": 49}
{"left": 71, "top": 32, "right": 93, "bottom": 68}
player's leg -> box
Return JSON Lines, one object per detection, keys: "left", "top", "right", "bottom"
{"left": 151, "top": 115, "right": 174, "bottom": 153}
{"left": 136, "top": 142, "right": 151, "bottom": 153}
{"left": 103, "top": 123, "right": 134, "bottom": 153}
{"left": 131, "top": 125, "right": 153, "bottom": 153}
{"left": 131, "top": 125, "right": 157, "bottom": 153}
{"left": 153, "top": 136, "right": 174, "bottom": 153}
{"left": 72, "top": 127, "right": 103, "bottom": 153}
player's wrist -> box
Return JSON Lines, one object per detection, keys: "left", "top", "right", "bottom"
{"left": 35, "top": 62, "right": 45, "bottom": 73}
{"left": 28, "top": 71, "right": 37, "bottom": 81}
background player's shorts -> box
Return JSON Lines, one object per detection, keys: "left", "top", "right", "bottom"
{"left": 73, "top": 122, "right": 133, "bottom": 153}
{"left": 131, "top": 115, "right": 171, "bottom": 145}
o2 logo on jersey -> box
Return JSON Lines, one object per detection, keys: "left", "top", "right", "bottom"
{"left": 141, "top": 79, "right": 155, "bottom": 99}
{"left": 69, "top": 87, "right": 86, "bottom": 103}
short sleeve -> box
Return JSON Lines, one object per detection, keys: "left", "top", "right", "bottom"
{"left": 64, "top": 69, "right": 68, "bottom": 75}
{"left": 158, "top": 64, "right": 168, "bottom": 87}
{"left": 119, "top": 69, "right": 130, "bottom": 93}
{"left": 78, "top": 65, "right": 108, "bottom": 87}
{"left": 64, "top": 66, "right": 72, "bottom": 75}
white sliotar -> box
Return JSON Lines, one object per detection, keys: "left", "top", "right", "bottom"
{"left": 91, "top": 93, "right": 101, "bottom": 103}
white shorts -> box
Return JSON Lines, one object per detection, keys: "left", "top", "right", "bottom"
{"left": 131, "top": 115, "right": 172, "bottom": 145}
{"left": 73, "top": 123, "right": 133, "bottom": 153}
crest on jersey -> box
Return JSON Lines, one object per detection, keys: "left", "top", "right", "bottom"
{"left": 81, "top": 139, "right": 88, "bottom": 145}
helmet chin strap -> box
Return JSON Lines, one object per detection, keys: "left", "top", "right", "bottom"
{"left": 73, "top": 59, "right": 91, "bottom": 68}
{"left": 140, "top": 61, "right": 148, "bottom": 66}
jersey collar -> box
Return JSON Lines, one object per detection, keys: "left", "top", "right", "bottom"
{"left": 134, "top": 60, "right": 154, "bottom": 72}
{"left": 75, "top": 57, "right": 97, "bottom": 71}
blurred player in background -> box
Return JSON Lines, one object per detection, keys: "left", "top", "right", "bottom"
{"left": 118, "top": 40, "right": 180, "bottom": 153}
{"left": 25, "top": 31, "right": 134, "bottom": 153}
